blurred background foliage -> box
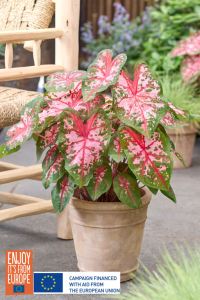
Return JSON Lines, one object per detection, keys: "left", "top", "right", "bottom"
{"left": 81, "top": 0, "right": 200, "bottom": 75}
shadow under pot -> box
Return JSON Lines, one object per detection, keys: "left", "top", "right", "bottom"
{"left": 68, "top": 188, "right": 152, "bottom": 282}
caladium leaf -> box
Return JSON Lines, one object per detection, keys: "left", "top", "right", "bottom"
{"left": 108, "top": 133, "right": 125, "bottom": 162}
{"left": 168, "top": 102, "right": 190, "bottom": 122}
{"left": 118, "top": 125, "right": 173, "bottom": 190}
{"left": 148, "top": 186, "right": 158, "bottom": 195}
{"left": 51, "top": 173, "right": 74, "bottom": 212}
{"left": 82, "top": 49, "right": 127, "bottom": 102}
{"left": 75, "top": 93, "right": 105, "bottom": 120}
{"left": 0, "top": 144, "right": 20, "bottom": 159}
{"left": 44, "top": 70, "right": 86, "bottom": 92}
{"left": 86, "top": 163, "right": 112, "bottom": 200}
{"left": 160, "top": 107, "right": 186, "bottom": 129}
{"left": 170, "top": 32, "right": 200, "bottom": 58}
{"left": 161, "top": 185, "right": 176, "bottom": 203}
{"left": 118, "top": 162, "right": 136, "bottom": 179}
{"left": 113, "top": 173, "right": 141, "bottom": 209}
{"left": 101, "top": 94, "right": 113, "bottom": 113}
{"left": 5, "top": 97, "right": 42, "bottom": 151}
{"left": 112, "top": 64, "right": 167, "bottom": 139}
{"left": 181, "top": 55, "right": 200, "bottom": 84}
{"left": 59, "top": 108, "right": 111, "bottom": 187}
{"left": 173, "top": 151, "right": 186, "bottom": 168}
{"left": 36, "top": 123, "right": 60, "bottom": 161}
{"left": 42, "top": 147, "right": 65, "bottom": 189}
{"left": 170, "top": 140, "right": 175, "bottom": 152}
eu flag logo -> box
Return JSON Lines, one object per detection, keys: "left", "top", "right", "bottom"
{"left": 34, "top": 273, "right": 63, "bottom": 293}
{"left": 13, "top": 285, "right": 24, "bottom": 293}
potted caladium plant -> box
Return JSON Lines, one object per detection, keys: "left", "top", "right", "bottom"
{"left": 3, "top": 50, "right": 193, "bottom": 282}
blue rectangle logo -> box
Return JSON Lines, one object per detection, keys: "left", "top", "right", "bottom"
{"left": 13, "top": 285, "right": 24, "bottom": 293}
{"left": 34, "top": 273, "right": 63, "bottom": 293}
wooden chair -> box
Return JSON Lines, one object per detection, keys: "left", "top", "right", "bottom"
{"left": 0, "top": 0, "right": 81, "bottom": 240}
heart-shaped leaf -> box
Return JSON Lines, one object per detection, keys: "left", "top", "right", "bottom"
{"left": 5, "top": 97, "right": 42, "bottom": 150}
{"left": 113, "top": 173, "right": 141, "bottom": 209}
{"left": 181, "top": 55, "right": 200, "bottom": 84}
{"left": 51, "top": 173, "right": 74, "bottom": 212}
{"left": 36, "top": 123, "right": 60, "bottom": 161}
{"left": 170, "top": 32, "right": 200, "bottom": 57}
{"left": 148, "top": 186, "right": 159, "bottom": 195}
{"left": 168, "top": 102, "right": 190, "bottom": 122}
{"left": 108, "top": 133, "right": 126, "bottom": 162}
{"left": 42, "top": 147, "right": 65, "bottom": 189}
{"left": 118, "top": 125, "right": 173, "bottom": 190}
{"left": 82, "top": 49, "right": 127, "bottom": 102}
{"left": 44, "top": 71, "right": 86, "bottom": 92}
{"left": 101, "top": 94, "right": 113, "bottom": 113}
{"left": 86, "top": 163, "right": 112, "bottom": 200}
{"left": 75, "top": 93, "right": 105, "bottom": 120}
{"left": 112, "top": 64, "right": 167, "bottom": 139}
{"left": 0, "top": 144, "right": 20, "bottom": 159}
{"left": 59, "top": 108, "right": 111, "bottom": 187}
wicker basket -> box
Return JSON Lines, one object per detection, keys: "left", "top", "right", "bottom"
{"left": 0, "top": 0, "right": 55, "bottom": 34}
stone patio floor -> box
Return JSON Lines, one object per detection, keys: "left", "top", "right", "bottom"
{"left": 0, "top": 128, "right": 200, "bottom": 300}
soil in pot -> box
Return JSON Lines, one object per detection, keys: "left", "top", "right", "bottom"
{"left": 68, "top": 188, "right": 151, "bottom": 282}
{"left": 166, "top": 124, "right": 198, "bottom": 169}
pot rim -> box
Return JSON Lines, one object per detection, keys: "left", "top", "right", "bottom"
{"left": 69, "top": 187, "right": 152, "bottom": 212}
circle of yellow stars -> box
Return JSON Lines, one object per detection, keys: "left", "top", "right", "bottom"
{"left": 41, "top": 275, "right": 56, "bottom": 291}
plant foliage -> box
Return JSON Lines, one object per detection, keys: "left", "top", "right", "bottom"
{"left": 3, "top": 49, "right": 194, "bottom": 212}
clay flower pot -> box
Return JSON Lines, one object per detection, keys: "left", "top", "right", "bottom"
{"left": 68, "top": 188, "right": 152, "bottom": 282}
{"left": 166, "top": 124, "right": 197, "bottom": 169}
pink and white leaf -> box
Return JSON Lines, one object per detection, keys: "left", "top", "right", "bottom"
{"left": 160, "top": 107, "right": 186, "bottom": 129}
{"left": 112, "top": 63, "right": 167, "bottom": 139}
{"left": 113, "top": 173, "right": 141, "bottom": 209}
{"left": 36, "top": 123, "right": 60, "bottom": 160}
{"left": 75, "top": 93, "right": 105, "bottom": 120}
{"left": 118, "top": 125, "right": 173, "bottom": 190}
{"left": 44, "top": 71, "right": 85, "bottom": 92}
{"left": 42, "top": 147, "right": 65, "bottom": 189}
{"left": 51, "top": 173, "right": 74, "bottom": 212}
{"left": 59, "top": 108, "right": 111, "bottom": 187}
{"left": 170, "top": 32, "right": 200, "bottom": 58}
{"left": 181, "top": 55, "right": 200, "bottom": 84}
{"left": 82, "top": 49, "right": 127, "bottom": 102}
{"left": 5, "top": 97, "right": 42, "bottom": 150}
{"left": 86, "top": 163, "right": 112, "bottom": 200}
{"left": 101, "top": 94, "right": 113, "bottom": 113}
{"left": 108, "top": 133, "right": 126, "bottom": 163}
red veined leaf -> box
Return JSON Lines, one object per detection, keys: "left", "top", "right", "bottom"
{"left": 160, "top": 107, "right": 186, "bottom": 129}
{"left": 118, "top": 162, "right": 136, "bottom": 179}
{"left": 113, "top": 173, "right": 141, "bottom": 209}
{"left": 51, "top": 173, "right": 74, "bottom": 212}
{"left": 42, "top": 146, "right": 65, "bottom": 189}
{"left": 112, "top": 63, "right": 167, "bottom": 139}
{"left": 82, "top": 49, "right": 127, "bottom": 102}
{"left": 59, "top": 108, "right": 111, "bottom": 187}
{"left": 168, "top": 102, "right": 190, "bottom": 122}
{"left": 181, "top": 55, "right": 200, "bottom": 84}
{"left": 108, "top": 133, "right": 126, "bottom": 163}
{"left": 118, "top": 125, "right": 173, "bottom": 190}
{"left": 75, "top": 93, "right": 105, "bottom": 120}
{"left": 161, "top": 185, "right": 176, "bottom": 203}
{"left": 108, "top": 112, "right": 121, "bottom": 134}
{"left": 170, "top": 31, "right": 200, "bottom": 58}
{"left": 43, "top": 70, "right": 85, "bottom": 92}
{"left": 0, "top": 144, "right": 20, "bottom": 159}
{"left": 36, "top": 123, "right": 60, "bottom": 161}
{"left": 173, "top": 151, "right": 186, "bottom": 168}
{"left": 5, "top": 97, "right": 42, "bottom": 151}
{"left": 86, "top": 163, "right": 112, "bottom": 200}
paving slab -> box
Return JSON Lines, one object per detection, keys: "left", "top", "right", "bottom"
{"left": 0, "top": 130, "right": 200, "bottom": 299}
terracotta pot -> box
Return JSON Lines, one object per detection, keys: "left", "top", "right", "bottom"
{"left": 166, "top": 125, "right": 197, "bottom": 169}
{"left": 56, "top": 205, "right": 73, "bottom": 240}
{"left": 68, "top": 188, "right": 152, "bottom": 282}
